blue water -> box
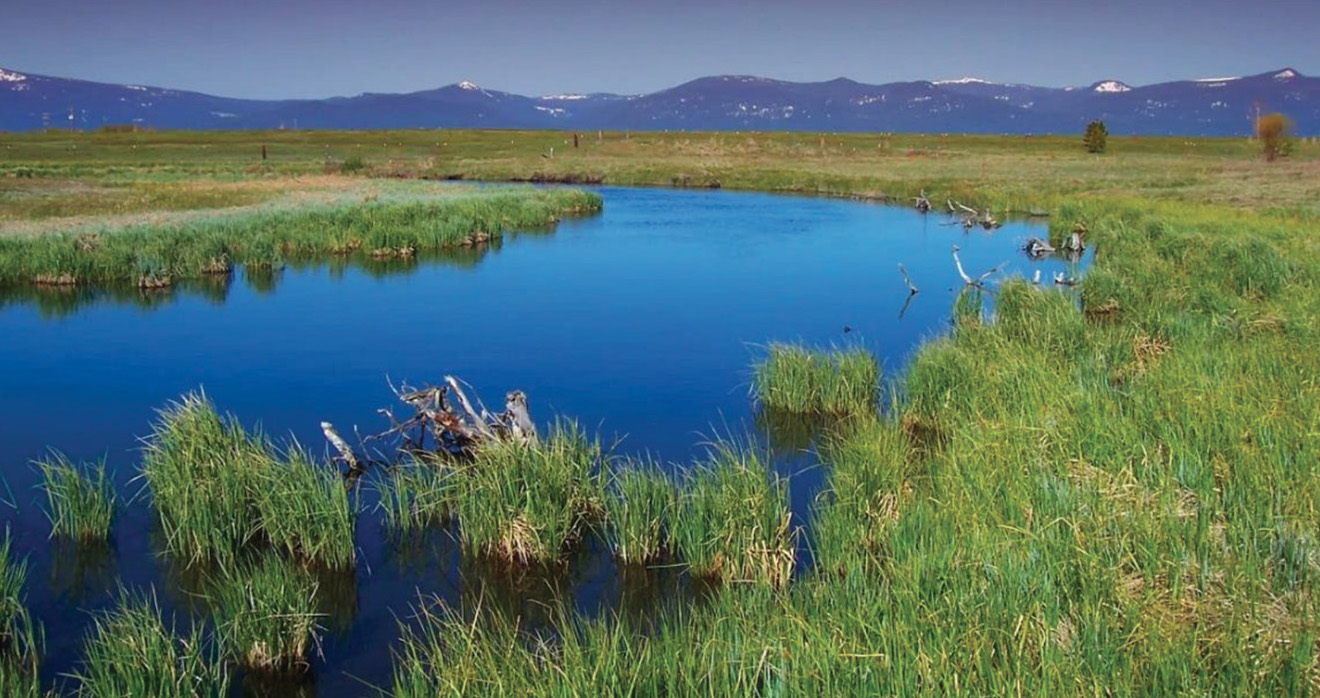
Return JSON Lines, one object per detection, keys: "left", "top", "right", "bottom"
{"left": 0, "top": 186, "right": 1087, "bottom": 696}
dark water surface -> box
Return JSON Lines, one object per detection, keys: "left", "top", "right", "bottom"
{"left": 0, "top": 186, "right": 1088, "bottom": 695}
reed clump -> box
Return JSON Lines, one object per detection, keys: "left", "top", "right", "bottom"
{"left": 378, "top": 462, "right": 458, "bottom": 535}
{"left": 70, "top": 591, "right": 228, "bottom": 698}
{"left": 753, "top": 343, "right": 878, "bottom": 416}
{"left": 603, "top": 460, "right": 675, "bottom": 564}
{"left": 208, "top": 555, "right": 323, "bottom": 674}
{"left": 0, "top": 535, "right": 41, "bottom": 698}
{"left": 455, "top": 423, "right": 604, "bottom": 565}
{"left": 37, "top": 453, "right": 116, "bottom": 542}
{"left": 141, "top": 392, "right": 355, "bottom": 568}
{"left": 671, "top": 442, "right": 796, "bottom": 587}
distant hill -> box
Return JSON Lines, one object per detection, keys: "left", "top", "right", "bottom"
{"left": 1, "top": 65, "right": 1315, "bottom": 135}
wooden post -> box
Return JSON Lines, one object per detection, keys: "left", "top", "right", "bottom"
{"left": 573, "top": 133, "right": 580, "bottom": 148}
{"left": 261, "top": 144, "right": 267, "bottom": 161}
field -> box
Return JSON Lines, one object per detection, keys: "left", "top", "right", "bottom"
{"left": 3, "top": 128, "right": 1320, "bottom": 695}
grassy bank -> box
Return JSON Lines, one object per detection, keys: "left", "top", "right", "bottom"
{"left": 0, "top": 185, "right": 601, "bottom": 288}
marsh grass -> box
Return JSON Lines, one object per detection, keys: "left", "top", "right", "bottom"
{"left": 603, "top": 460, "right": 674, "bottom": 564}
{"left": 208, "top": 555, "right": 323, "bottom": 674}
{"left": 378, "top": 462, "right": 458, "bottom": 535}
{"left": 671, "top": 442, "right": 796, "bottom": 587}
{"left": 392, "top": 597, "right": 640, "bottom": 698}
{"left": 253, "top": 446, "right": 356, "bottom": 569}
{"left": 37, "top": 453, "right": 115, "bottom": 542}
{"left": 0, "top": 188, "right": 602, "bottom": 288}
{"left": 0, "top": 535, "right": 41, "bottom": 698}
{"left": 456, "top": 423, "right": 604, "bottom": 565}
{"left": 810, "top": 415, "right": 916, "bottom": 574}
{"left": 753, "top": 343, "right": 878, "bottom": 416}
{"left": 70, "top": 591, "right": 228, "bottom": 698}
{"left": 142, "top": 393, "right": 355, "bottom": 567}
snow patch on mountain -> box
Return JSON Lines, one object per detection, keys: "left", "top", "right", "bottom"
{"left": 933, "top": 77, "right": 991, "bottom": 85}
{"left": 1274, "top": 69, "right": 1298, "bottom": 80}
{"left": 1093, "top": 80, "right": 1132, "bottom": 93}
{"left": 541, "top": 94, "right": 589, "bottom": 101}
{"left": 457, "top": 80, "right": 480, "bottom": 91}
{"left": 0, "top": 69, "right": 27, "bottom": 83}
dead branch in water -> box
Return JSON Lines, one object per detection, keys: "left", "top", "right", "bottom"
{"left": 327, "top": 377, "right": 540, "bottom": 477}
{"left": 952, "top": 245, "right": 1006, "bottom": 289}
{"left": 898, "top": 263, "right": 919, "bottom": 295}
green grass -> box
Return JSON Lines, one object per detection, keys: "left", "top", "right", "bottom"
{"left": 253, "top": 446, "right": 356, "bottom": 569}
{"left": 392, "top": 597, "right": 641, "bottom": 698}
{"left": 671, "top": 441, "right": 796, "bottom": 587}
{"left": 141, "top": 392, "right": 356, "bottom": 567}
{"left": 69, "top": 591, "right": 228, "bottom": 698}
{"left": 0, "top": 534, "right": 41, "bottom": 698}
{"left": 208, "top": 555, "right": 323, "bottom": 673}
{"left": 456, "top": 422, "right": 604, "bottom": 565}
{"left": 604, "top": 460, "right": 674, "bottom": 564}
{"left": 37, "top": 452, "right": 116, "bottom": 542}
{"left": 378, "top": 461, "right": 458, "bottom": 535}
{"left": 0, "top": 186, "right": 601, "bottom": 288}
{"left": 753, "top": 343, "right": 879, "bottom": 415}
{"left": 810, "top": 415, "right": 917, "bottom": 575}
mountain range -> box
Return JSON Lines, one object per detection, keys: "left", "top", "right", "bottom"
{"left": 1, "top": 66, "right": 1315, "bottom": 136}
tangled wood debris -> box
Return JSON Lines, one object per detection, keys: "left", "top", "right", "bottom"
{"left": 321, "top": 376, "right": 538, "bottom": 477}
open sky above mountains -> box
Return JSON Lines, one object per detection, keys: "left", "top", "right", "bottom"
{"left": 2, "top": 0, "right": 1317, "bottom": 100}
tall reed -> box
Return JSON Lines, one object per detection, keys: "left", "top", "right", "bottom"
{"left": 753, "top": 343, "right": 878, "bottom": 415}
{"left": 37, "top": 453, "right": 116, "bottom": 542}
{"left": 208, "top": 555, "right": 323, "bottom": 673}
{"left": 671, "top": 441, "right": 796, "bottom": 586}
{"left": 70, "top": 591, "right": 228, "bottom": 698}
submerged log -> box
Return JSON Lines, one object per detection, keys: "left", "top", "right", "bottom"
{"left": 1024, "top": 237, "right": 1055, "bottom": 257}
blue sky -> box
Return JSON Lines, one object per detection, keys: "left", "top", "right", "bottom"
{"left": 2, "top": 0, "right": 1316, "bottom": 98}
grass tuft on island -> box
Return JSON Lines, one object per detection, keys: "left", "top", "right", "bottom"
{"left": 141, "top": 392, "right": 356, "bottom": 568}
{"left": 208, "top": 554, "right": 323, "bottom": 674}
{"left": 455, "top": 422, "right": 604, "bottom": 566}
{"left": 69, "top": 591, "right": 228, "bottom": 698}
{"left": 753, "top": 343, "right": 879, "bottom": 416}
{"left": 37, "top": 453, "right": 116, "bottom": 542}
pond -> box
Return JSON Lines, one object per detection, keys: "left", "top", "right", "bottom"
{"left": 0, "top": 186, "right": 1089, "bottom": 696}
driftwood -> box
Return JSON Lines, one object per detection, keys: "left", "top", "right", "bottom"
{"left": 1024, "top": 237, "right": 1055, "bottom": 258}
{"left": 326, "top": 377, "right": 540, "bottom": 476}
{"left": 947, "top": 199, "right": 1000, "bottom": 230}
{"left": 951, "top": 245, "right": 1006, "bottom": 289}
{"left": 898, "top": 263, "right": 919, "bottom": 295}
{"left": 913, "top": 190, "right": 932, "bottom": 212}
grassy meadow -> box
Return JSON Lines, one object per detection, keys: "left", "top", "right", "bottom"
{"left": 2, "top": 128, "right": 1320, "bottom": 695}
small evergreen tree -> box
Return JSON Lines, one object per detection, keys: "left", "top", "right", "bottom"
{"left": 1083, "top": 120, "right": 1108, "bottom": 154}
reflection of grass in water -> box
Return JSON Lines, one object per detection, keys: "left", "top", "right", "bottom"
{"left": 70, "top": 590, "right": 228, "bottom": 698}
{"left": 754, "top": 405, "right": 825, "bottom": 454}
{"left": 49, "top": 538, "right": 117, "bottom": 603}
{"left": 753, "top": 343, "right": 878, "bottom": 416}
{"left": 37, "top": 452, "right": 116, "bottom": 542}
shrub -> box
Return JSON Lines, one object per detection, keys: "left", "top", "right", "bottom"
{"left": 1257, "top": 113, "right": 1293, "bottom": 161}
